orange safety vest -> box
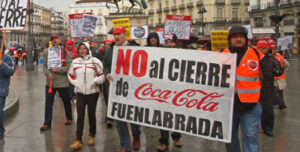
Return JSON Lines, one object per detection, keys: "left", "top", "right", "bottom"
{"left": 275, "top": 54, "right": 286, "bottom": 79}
{"left": 13, "top": 50, "right": 18, "bottom": 58}
{"left": 219, "top": 47, "right": 264, "bottom": 103}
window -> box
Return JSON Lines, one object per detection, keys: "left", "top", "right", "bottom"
{"left": 284, "top": 15, "right": 294, "bottom": 25}
{"left": 173, "top": 0, "right": 176, "bottom": 5}
{"left": 189, "top": 9, "right": 193, "bottom": 17}
{"left": 232, "top": 8, "right": 238, "bottom": 19}
{"left": 217, "top": 7, "right": 223, "bottom": 17}
{"left": 255, "top": 18, "right": 263, "bottom": 27}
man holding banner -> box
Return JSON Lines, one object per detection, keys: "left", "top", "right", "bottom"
{"left": 40, "top": 35, "right": 73, "bottom": 131}
{"left": 103, "top": 27, "right": 141, "bottom": 152}
{"left": 0, "top": 37, "right": 16, "bottom": 138}
{"left": 219, "top": 26, "right": 264, "bottom": 152}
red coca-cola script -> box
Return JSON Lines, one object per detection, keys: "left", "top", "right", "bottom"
{"left": 134, "top": 83, "right": 224, "bottom": 112}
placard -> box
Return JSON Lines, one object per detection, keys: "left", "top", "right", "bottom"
{"left": 211, "top": 30, "right": 229, "bottom": 51}
{"left": 164, "top": 15, "right": 192, "bottom": 40}
{"left": 277, "top": 36, "right": 293, "bottom": 51}
{"left": 107, "top": 46, "right": 237, "bottom": 143}
{"left": 47, "top": 46, "right": 61, "bottom": 69}
{"left": 156, "top": 27, "right": 165, "bottom": 44}
{"left": 131, "top": 26, "right": 148, "bottom": 39}
{"left": 0, "top": 0, "right": 29, "bottom": 30}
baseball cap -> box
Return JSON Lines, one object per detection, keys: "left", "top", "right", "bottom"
{"left": 113, "top": 27, "right": 126, "bottom": 34}
{"left": 270, "top": 44, "right": 277, "bottom": 49}
{"left": 267, "top": 39, "right": 275, "bottom": 45}
{"left": 104, "top": 39, "right": 114, "bottom": 43}
{"left": 257, "top": 40, "right": 269, "bottom": 48}
{"left": 50, "top": 35, "right": 60, "bottom": 41}
{"left": 165, "top": 34, "right": 177, "bottom": 42}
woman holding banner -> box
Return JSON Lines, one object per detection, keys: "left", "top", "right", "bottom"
{"left": 68, "top": 42, "right": 105, "bottom": 150}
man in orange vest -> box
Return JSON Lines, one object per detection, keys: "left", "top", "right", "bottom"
{"left": 270, "top": 44, "right": 289, "bottom": 110}
{"left": 219, "top": 26, "right": 265, "bottom": 152}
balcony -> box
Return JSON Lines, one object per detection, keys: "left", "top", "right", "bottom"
{"left": 196, "top": 1, "right": 203, "bottom": 6}
{"left": 156, "top": 7, "right": 162, "bottom": 13}
{"left": 280, "top": 0, "right": 293, "bottom": 7}
{"left": 255, "top": 22, "right": 263, "bottom": 27}
{"left": 148, "top": 9, "right": 154, "bottom": 14}
{"left": 216, "top": 0, "right": 225, "bottom": 5}
{"left": 195, "top": 18, "right": 206, "bottom": 24}
{"left": 231, "top": 0, "right": 240, "bottom": 5}
{"left": 250, "top": 5, "right": 261, "bottom": 11}
{"left": 245, "top": 0, "right": 249, "bottom": 5}
{"left": 164, "top": 7, "right": 170, "bottom": 12}
{"left": 171, "top": 5, "right": 177, "bottom": 11}
{"left": 284, "top": 19, "right": 295, "bottom": 25}
{"left": 187, "top": 2, "right": 194, "bottom": 8}
{"left": 267, "top": 1, "right": 275, "bottom": 9}
{"left": 179, "top": 4, "right": 185, "bottom": 9}
{"left": 230, "top": 17, "right": 241, "bottom": 23}
{"left": 213, "top": 17, "right": 228, "bottom": 24}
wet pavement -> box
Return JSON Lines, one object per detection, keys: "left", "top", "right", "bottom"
{"left": 1, "top": 58, "right": 300, "bottom": 152}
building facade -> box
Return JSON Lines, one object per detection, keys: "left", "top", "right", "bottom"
{"left": 70, "top": 0, "right": 141, "bottom": 43}
{"left": 146, "top": 0, "right": 250, "bottom": 36}
{"left": 249, "top": 0, "right": 300, "bottom": 48}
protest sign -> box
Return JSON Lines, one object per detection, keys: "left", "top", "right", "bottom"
{"left": 164, "top": 15, "right": 192, "bottom": 40}
{"left": 107, "top": 46, "right": 236, "bottom": 143}
{"left": 69, "top": 13, "right": 97, "bottom": 38}
{"left": 82, "top": 14, "right": 98, "bottom": 37}
{"left": 112, "top": 18, "right": 131, "bottom": 40}
{"left": 47, "top": 46, "right": 61, "bottom": 69}
{"left": 211, "top": 30, "right": 229, "bottom": 51}
{"left": 131, "top": 26, "right": 148, "bottom": 39}
{"left": 69, "top": 14, "right": 84, "bottom": 38}
{"left": 277, "top": 36, "right": 293, "bottom": 51}
{"left": 155, "top": 27, "right": 165, "bottom": 44}
{"left": 0, "top": 0, "right": 28, "bottom": 30}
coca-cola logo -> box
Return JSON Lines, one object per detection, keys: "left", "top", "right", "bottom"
{"left": 134, "top": 83, "right": 224, "bottom": 112}
{"left": 248, "top": 60, "right": 258, "bottom": 71}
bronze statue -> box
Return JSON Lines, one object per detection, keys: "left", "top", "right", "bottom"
{"left": 105, "top": 0, "right": 147, "bottom": 13}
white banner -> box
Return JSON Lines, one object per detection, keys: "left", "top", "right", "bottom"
{"left": 82, "top": 14, "right": 98, "bottom": 37}
{"left": 107, "top": 46, "right": 237, "bottom": 143}
{"left": 0, "top": 0, "right": 28, "bottom": 30}
{"left": 131, "top": 26, "right": 148, "bottom": 39}
{"left": 164, "top": 15, "right": 192, "bottom": 40}
{"left": 47, "top": 46, "right": 61, "bottom": 69}
{"left": 277, "top": 36, "right": 293, "bottom": 50}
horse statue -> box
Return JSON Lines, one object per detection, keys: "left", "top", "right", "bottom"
{"left": 106, "top": 0, "right": 147, "bottom": 13}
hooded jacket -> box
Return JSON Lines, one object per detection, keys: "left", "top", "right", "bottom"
{"left": 146, "top": 32, "right": 162, "bottom": 47}
{"left": 65, "top": 40, "right": 78, "bottom": 59}
{"left": 68, "top": 42, "right": 105, "bottom": 95}
{"left": 0, "top": 42, "right": 16, "bottom": 97}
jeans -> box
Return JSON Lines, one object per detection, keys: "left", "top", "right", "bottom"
{"left": 226, "top": 103, "right": 262, "bottom": 152}
{"left": 0, "top": 96, "right": 6, "bottom": 135}
{"left": 116, "top": 120, "right": 141, "bottom": 150}
{"left": 43, "top": 86, "right": 73, "bottom": 126}
{"left": 159, "top": 130, "right": 181, "bottom": 146}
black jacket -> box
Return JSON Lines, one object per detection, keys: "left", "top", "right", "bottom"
{"left": 260, "top": 54, "right": 277, "bottom": 99}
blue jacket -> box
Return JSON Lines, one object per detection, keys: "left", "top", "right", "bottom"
{"left": 0, "top": 42, "right": 16, "bottom": 97}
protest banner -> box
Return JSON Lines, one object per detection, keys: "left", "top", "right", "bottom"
{"left": 69, "top": 13, "right": 96, "bottom": 38}
{"left": 47, "top": 46, "right": 61, "bottom": 69}
{"left": 82, "top": 14, "right": 98, "bottom": 37}
{"left": 164, "top": 15, "right": 192, "bottom": 40}
{"left": 277, "top": 36, "right": 293, "bottom": 51}
{"left": 211, "top": 30, "right": 229, "bottom": 51}
{"left": 112, "top": 18, "right": 131, "bottom": 40}
{"left": 155, "top": 27, "right": 165, "bottom": 44}
{"left": 107, "top": 46, "right": 237, "bottom": 143}
{"left": 131, "top": 26, "right": 148, "bottom": 39}
{"left": 0, "top": 0, "right": 28, "bottom": 30}
{"left": 69, "top": 13, "right": 84, "bottom": 38}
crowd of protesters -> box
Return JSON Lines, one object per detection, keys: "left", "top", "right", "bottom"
{"left": 0, "top": 25, "right": 290, "bottom": 152}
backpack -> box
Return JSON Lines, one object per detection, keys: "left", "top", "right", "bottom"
{"left": 271, "top": 57, "right": 284, "bottom": 77}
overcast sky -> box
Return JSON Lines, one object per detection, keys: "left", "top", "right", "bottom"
{"left": 35, "top": 0, "right": 77, "bottom": 13}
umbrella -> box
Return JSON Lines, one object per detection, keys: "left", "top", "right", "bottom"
{"left": 8, "top": 47, "right": 16, "bottom": 50}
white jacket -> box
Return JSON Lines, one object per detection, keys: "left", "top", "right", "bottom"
{"left": 68, "top": 42, "right": 105, "bottom": 95}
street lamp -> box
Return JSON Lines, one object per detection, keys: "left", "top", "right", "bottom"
{"left": 26, "top": 0, "right": 34, "bottom": 71}
{"left": 198, "top": 7, "right": 207, "bottom": 35}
